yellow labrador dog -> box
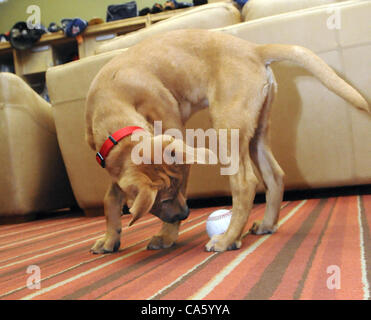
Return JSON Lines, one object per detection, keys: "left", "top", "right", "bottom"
{"left": 86, "top": 29, "right": 369, "bottom": 254}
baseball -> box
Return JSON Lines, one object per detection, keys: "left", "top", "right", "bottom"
{"left": 206, "top": 209, "right": 232, "bottom": 238}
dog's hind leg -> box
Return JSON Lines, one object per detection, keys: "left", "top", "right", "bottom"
{"left": 250, "top": 147, "right": 284, "bottom": 235}
{"left": 250, "top": 67, "right": 284, "bottom": 234}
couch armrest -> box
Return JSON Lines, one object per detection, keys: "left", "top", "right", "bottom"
{"left": 0, "top": 72, "right": 75, "bottom": 217}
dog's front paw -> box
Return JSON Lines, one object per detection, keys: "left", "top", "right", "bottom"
{"left": 249, "top": 220, "right": 277, "bottom": 235}
{"left": 205, "top": 234, "right": 241, "bottom": 252}
{"left": 90, "top": 235, "right": 121, "bottom": 254}
{"left": 147, "top": 235, "right": 175, "bottom": 250}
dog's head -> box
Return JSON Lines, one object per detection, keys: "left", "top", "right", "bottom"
{"left": 117, "top": 134, "right": 215, "bottom": 226}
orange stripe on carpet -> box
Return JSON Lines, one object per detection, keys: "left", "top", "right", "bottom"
{"left": 272, "top": 198, "right": 336, "bottom": 299}
{"left": 157, "top": 201, "right": 297, "bottom": 300}
{"left": 192, "top": 200, "right": 313, "bottom": 300}
{"left": 8, "top": 209, "right": 210, "bottom": 300}
{"left": 299, "top": 196, "right": 364, "bottom": 299}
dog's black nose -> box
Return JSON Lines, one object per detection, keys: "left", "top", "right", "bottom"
{"left": 177, "top": 206, "right": 190, "bottom": 221}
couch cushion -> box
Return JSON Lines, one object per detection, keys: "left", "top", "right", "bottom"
{"left": 46, "top": 50, "right": 126, "bottom": 212}
{"left": 242, "top": 0, "right": 348, "bottom": 21}
{"left": 96, "top": 2, "right": 241, "bottom": 53}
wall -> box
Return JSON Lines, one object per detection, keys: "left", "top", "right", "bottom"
{"left": 0, "top": 0, "right": 192, "bottom": 33}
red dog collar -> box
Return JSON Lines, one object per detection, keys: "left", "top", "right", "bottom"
{"left": 96, "top": 126, "right": 143, "bottom": 168}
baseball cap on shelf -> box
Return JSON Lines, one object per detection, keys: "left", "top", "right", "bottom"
{"left": 139, "top": 7, "right": 151, "bottom": 16}
{"left": 63, "top": 18, "right": 88, "bottom": 37}
{"left": 88, "top": 17, "right": 104, "bottom": 26}
{"left": 164, "top": 1, "right": 175, "bottom": 10}
{"left": 193, "top": 0, "right": 207, "bottom": 6}
{"left": 48, "top": 22, "right": 62, "bottom": 33}
{"left": 9, "top": 21, "right": 46, "bottom": 50}
{"left": 151, "top": 3, "right": 163, "bottom": 13}
{"left": 173, "top": 0, "right": 193, "bottom": 9}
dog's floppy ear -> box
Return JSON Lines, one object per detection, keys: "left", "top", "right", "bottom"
{"left": 128, "top": 185, "right": 157, "bottom": 226}
{"left": 118, "top": 174, "right": 158, "bottom": 226}
{"left": 153, "top": 135, "right": 217, "bottom": 165}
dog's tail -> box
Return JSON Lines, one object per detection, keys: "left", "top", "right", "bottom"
{"left": 256, "top": 44, "right": 369, "bottom": 113}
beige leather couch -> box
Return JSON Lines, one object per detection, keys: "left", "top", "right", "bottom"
{"left": 46, "top": 0, "right": 371, "bottom": 216}
{"left": 0, "top": 72, "right": 76, "bottom": 221}
{"left": 186, "top": 0, "right": 371, "bottom": 197}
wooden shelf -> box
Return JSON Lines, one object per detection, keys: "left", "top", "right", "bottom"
{"left": 0, "top": 7, "right": 192, "bottom": 91}
{"left": 0, "top": 42, "right": 11, "bottom": 50}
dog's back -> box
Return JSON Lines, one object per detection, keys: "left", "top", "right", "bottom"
{"left": 85, "top": 29, "right": 263, "bottom": 150}
{"left": 86, "top": 29, "right": 368, "bottom": 152}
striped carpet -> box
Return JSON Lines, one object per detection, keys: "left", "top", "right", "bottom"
{"left": 0, "top": 195, "right": 370, "bottom": 300}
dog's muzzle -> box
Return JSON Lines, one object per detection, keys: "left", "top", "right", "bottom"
{"left": 161, "top": 205, "right": 190, "bottom": 223}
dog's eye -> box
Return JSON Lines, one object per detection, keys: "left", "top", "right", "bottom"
{"left": 161, "top": 197, "right": 173, "bottom": 203}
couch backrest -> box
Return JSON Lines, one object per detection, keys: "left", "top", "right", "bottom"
{"left": 242, "top": 0, "right": 349, "bottom": 21}
{"left": 96, "top": 2, "right": 241, "bottom": 53}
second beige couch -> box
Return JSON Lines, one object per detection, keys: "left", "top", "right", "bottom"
{"left": 46, "top": 0, "right": 371, "bottom": 216}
